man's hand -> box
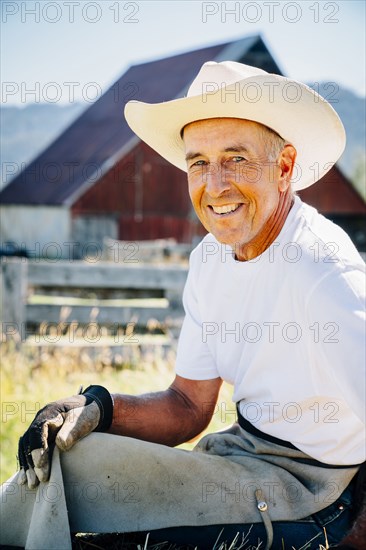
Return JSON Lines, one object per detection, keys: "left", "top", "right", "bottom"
{"left": 17, "top": 385, "right": 113, "bottom": 488}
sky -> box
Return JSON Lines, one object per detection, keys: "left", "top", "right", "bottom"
{"left": 0, "top": 0, "right": 365, "bottom": 106}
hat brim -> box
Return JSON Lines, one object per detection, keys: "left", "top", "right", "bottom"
{"left": 124, "top": 74, "right": 345, "bottom": 191}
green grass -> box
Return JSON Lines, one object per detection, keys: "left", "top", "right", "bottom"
{"left": 0, "top": 339, "right": 233, "bottom": 484}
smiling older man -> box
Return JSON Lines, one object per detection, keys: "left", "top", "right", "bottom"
{"left": 183, "top": 118, "right": 295, "bottom": 261}
{"left": 1, "top": 61, "right": 365, "bottom": 550}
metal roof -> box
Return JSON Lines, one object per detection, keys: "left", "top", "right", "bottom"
{"left": 0, "top": 35, "right": 280, "bottom": 206}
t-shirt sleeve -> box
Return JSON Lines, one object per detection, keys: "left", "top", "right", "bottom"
{"left": 306, "top": 261, "right": 366, "bottom": 425}
{"left": 175, "top": 252, "right": 220, "bottom": 380}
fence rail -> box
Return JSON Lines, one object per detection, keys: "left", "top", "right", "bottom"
{"left": 0, "top": 258, "right": 188, "bottom": 345}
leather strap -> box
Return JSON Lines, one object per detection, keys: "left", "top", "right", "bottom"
{"left": 83, "top": 385, "right": 114, "bottom": 432}
{"left": 236, "top": 404, "right": 298, "bottom": 450}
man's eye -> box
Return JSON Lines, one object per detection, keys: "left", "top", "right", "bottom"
{"left": 223, "top": 156, "right": 247, "bottom": 169}
{"left": 189, "top": 160, "right": 207, "bottom": 169}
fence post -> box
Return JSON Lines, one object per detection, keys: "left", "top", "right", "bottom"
{"left": 165, "top": 288, "right": 185, "bottom": 339}
{"left": 0, "top": 258, "right": 28, "bottom": 342}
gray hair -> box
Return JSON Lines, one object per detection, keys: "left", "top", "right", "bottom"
{"left": 259, "top": 124, "right": 287, "bottom": 162}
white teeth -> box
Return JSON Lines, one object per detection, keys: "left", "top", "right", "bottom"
{"left": 211, "top": 203, "right": 240, "bottom": 215}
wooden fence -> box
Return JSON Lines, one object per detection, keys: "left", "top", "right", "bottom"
{"left": 102, "top": 237, "right": 192, "bottom": 264}
{"left": 0, "top": 258, "right": 188, "bottom": 346}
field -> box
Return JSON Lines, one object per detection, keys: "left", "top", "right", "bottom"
{"left": 0, "top": 340, "right": 234, "bottom": 485}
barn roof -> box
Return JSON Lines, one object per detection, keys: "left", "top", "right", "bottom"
{"left": 1, "top": 34, "right": 282, "bottom": 206}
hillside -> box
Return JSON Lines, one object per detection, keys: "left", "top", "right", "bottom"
{"left": 0, "top": 103, "right": 86, "bottom": 190}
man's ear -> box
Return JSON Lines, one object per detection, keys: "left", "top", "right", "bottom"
{"left": 278, "top": 145, "right": 297, "bottom": 192}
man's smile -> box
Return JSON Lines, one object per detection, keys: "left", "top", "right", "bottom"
{"left": 208, "top": 203, "right": 242, "bottom": 216}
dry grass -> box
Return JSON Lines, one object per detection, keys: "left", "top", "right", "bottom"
{"left": 72, "top": 529, "right": 263, "bottom": 550}
{"left": 72, "top": 529, "right": 330, "bottom": 549}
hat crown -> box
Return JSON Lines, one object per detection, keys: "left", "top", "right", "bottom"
{"left": 187, "top": 60, "right": 268, "bottom": 97}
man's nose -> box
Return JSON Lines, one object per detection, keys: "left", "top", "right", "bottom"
{"left": 203, "top": 165, "right": 231, "bottom": 197}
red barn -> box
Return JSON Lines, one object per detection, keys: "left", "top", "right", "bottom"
{"left": 1, "top": 35, "right": 365, "bottom": 257}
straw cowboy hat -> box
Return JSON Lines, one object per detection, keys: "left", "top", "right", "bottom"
{"left": 124, "top": 61, "right": 346, "bottom": 191}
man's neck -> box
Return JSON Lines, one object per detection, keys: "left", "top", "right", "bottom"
{"left": 235, "top": 188, "right": 295, "bottom": 261}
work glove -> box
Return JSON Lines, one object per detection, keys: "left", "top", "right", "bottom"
{"left": 17, "top": 385, "right": 113, "bottom": 489}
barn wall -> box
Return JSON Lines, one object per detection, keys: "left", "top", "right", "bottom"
{"left": 0, "top": 205, "right": 71, "bottom": 258}
{"left": 72, "top": 143, "right": 202, "bottom": 243}
{"left": 71, "top": 215, "right": 119, "bottom": 258}
{"left": 299, "top": 166, "right": 366, "bottom": 214}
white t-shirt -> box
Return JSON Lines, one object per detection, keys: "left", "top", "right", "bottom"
{"left": 176, "top": 197, "right": 366, "bottom": 465}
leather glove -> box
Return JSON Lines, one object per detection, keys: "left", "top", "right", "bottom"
{"left": 17, "top": 385, "right": 113, "bottom": 488}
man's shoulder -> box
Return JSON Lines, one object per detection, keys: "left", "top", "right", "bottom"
{"left": 285, "top": 200, "right": 365, "bottom": 302}
{"left": 294, "top": 199, "right": 364, "bottom": 267}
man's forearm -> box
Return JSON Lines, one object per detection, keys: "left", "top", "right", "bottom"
{"left": 108, "top": 375, "right": 222, "bottom": 446}
{"left": 108, "top": 389, "right": 208, "bottom": 446}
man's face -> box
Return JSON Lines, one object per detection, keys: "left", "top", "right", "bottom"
{"left": 183, "top": 118, "right": 288, "bottom": 255}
